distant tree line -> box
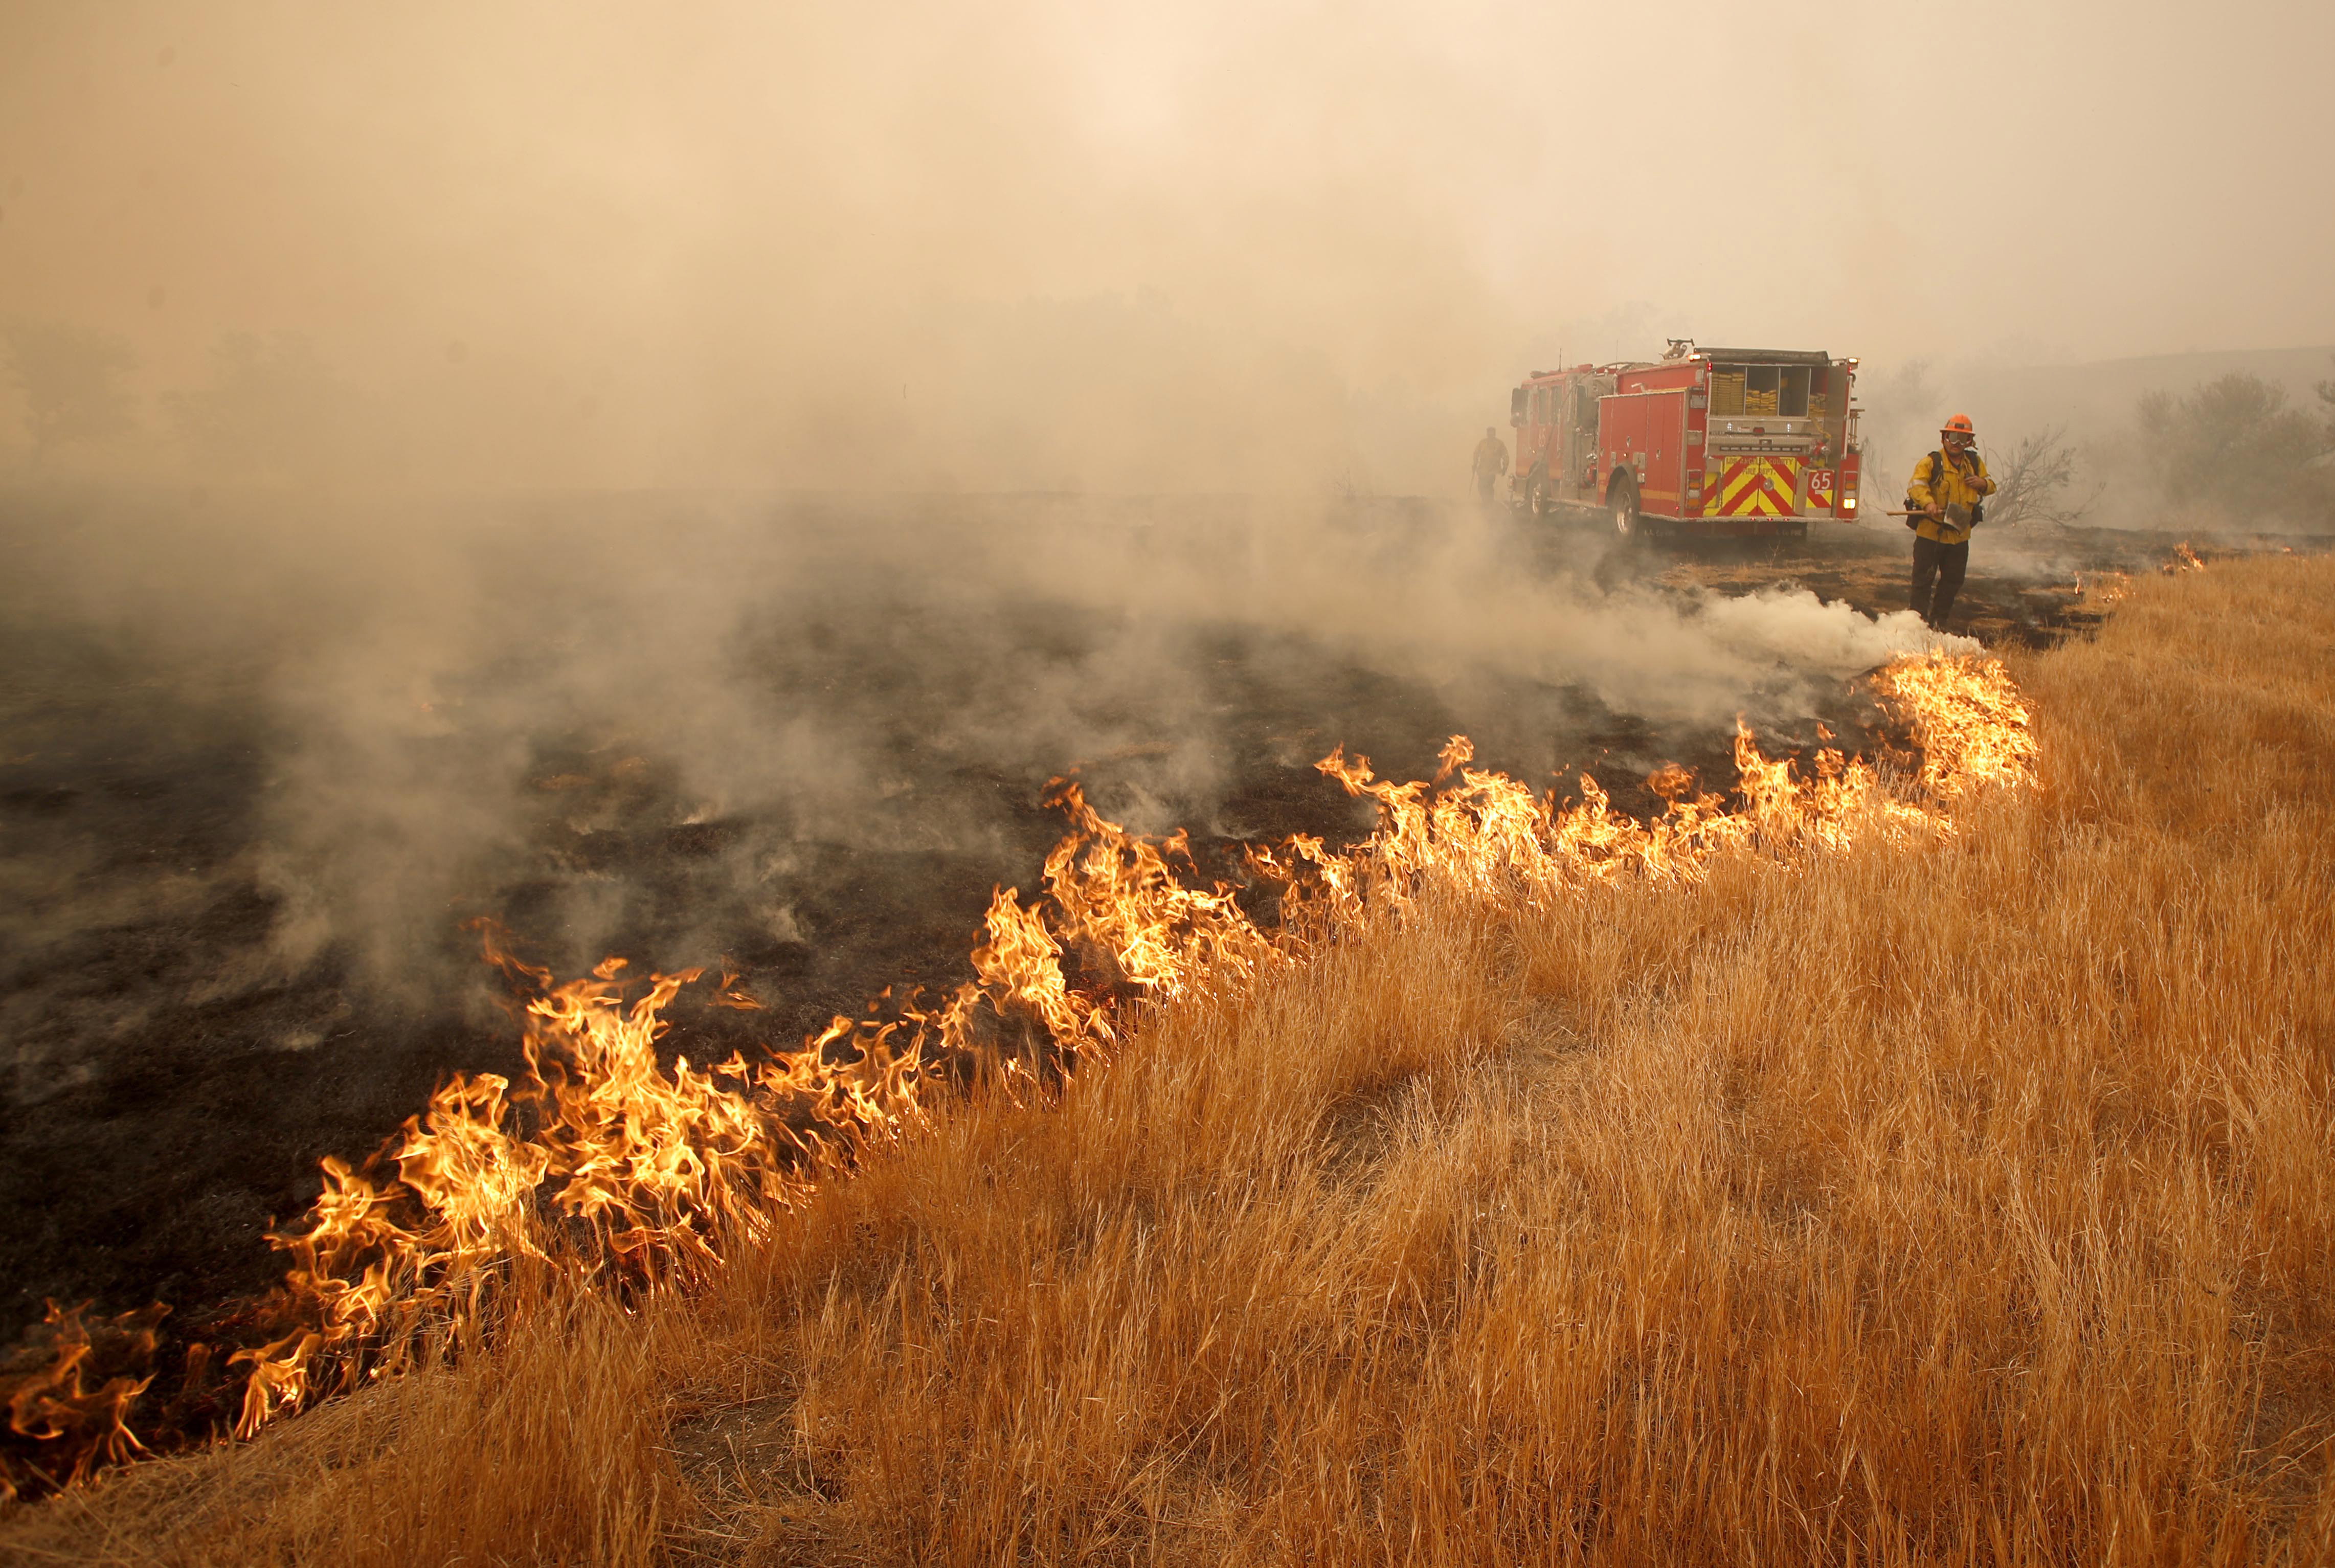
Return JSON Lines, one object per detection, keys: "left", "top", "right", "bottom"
{"left": 2137, "top": 367, "right": 2333, "bottom": 527}
{"left": 1973, "top": 363, "right": 2333, "bottom": 533}
{"left": 2, "top": 321, "right": 357, "bottom": 483}
{"left": 9, "top": 317, "right": 2335, "bottom": 521}
{"left": 2, "top": 321, "right": 139, "bottom": 467}
{"left": 164, "top": 332, "right": 357, "bottom": 484}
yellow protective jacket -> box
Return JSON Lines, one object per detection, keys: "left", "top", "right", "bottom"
{"left": 1472, "top": 435, "right": 1510, "bottom": 479}
{"left": 1905, "top": 448, "right": 1995, "bottom": 544}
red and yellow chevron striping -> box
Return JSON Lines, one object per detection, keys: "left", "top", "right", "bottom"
{"left": 1708, "top": 455, "right": 1801, "bottom": 518}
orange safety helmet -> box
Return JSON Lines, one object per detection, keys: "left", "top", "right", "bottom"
{"left": 1940, "top": 414, "right": 1976, "bottom": 436}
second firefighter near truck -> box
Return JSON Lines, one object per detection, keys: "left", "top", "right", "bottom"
{"left": 1471, "top": 427, "right": 1510, "bottom": 501}
{"left": 1903, "top": 414, "right": 1995, "bottom": 632}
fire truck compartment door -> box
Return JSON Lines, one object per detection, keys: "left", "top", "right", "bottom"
{"left": 1597, "top": 389, "right": 1687, "bottom": 507}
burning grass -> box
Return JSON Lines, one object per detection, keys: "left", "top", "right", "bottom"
{"left": 7, "top": 554, "right": 2334, "bottom": 1564}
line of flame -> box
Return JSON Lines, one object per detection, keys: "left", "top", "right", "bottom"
{"left": 0, "top": 649, "right": 2037, "bottom": 1494}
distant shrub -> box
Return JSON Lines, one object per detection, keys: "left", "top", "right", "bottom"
{"left": 1984, "top": 424, "right": 2099, "bottom": 528}
{"left": 2137, "top": 371, "right": 2328, "bottom": 527}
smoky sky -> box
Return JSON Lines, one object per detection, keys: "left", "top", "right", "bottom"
{"left": 3, "top": 0, "right": 2332, "bottom": 492}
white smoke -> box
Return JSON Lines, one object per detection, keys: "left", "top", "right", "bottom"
{"left": 1690, "top": 589, "right": 1978, "bottom": 672}
{"left": 1017, "top": 496, "right": 1976, "bottom": 727}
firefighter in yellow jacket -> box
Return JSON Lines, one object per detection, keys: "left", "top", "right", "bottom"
{"left": 1904, "top": 414, "right": 1996, "bottom": 631}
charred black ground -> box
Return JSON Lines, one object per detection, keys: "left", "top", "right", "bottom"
{"left": 0, "top": 490, "right": 2269, "bottom": 1359}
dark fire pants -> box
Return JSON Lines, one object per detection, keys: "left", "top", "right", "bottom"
{"left": 1911, "top": 536, "right": 1969, "bottom": 630}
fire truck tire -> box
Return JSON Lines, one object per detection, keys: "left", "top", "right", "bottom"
{"left": 1608, "top": 478, "right": 1641, "bottom": 538}
{"left": 1526, "top": 469, "right": 1553, "bottom": 519}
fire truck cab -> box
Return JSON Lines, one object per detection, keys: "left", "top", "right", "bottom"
{"left": 1507, "top": 343, "right": 1862, "bottom": 537}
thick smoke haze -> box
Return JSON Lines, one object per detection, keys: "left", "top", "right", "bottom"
{"left": 5, "top": 1, "right": 2333, "bottom": 491}
{"left": 1, "top": 490, "right": 1957, "bottom": 1006}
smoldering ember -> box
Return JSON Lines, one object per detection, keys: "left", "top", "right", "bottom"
{"left": 3, "top": 4, "right": 2334, "bottom": 1563}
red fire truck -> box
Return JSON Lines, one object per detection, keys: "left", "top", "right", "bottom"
{"left": 1506, "top": 343, "right": 1863, "bottom": 537}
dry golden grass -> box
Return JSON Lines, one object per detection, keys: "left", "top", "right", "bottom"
{"left": 8, "top": 554, "right": 2333, "bottom": 1566}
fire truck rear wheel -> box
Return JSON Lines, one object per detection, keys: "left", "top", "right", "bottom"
{"left": 1609, "top": 479, "right": 1641, "bottom": 538}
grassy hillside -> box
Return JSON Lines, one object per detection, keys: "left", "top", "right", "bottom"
{"left": 8, "top": 556, "right": 2333, "bottom": 1565}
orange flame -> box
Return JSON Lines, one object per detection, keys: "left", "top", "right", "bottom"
{"left": 0, "top": 1303, "right": 164, "bottom": 1500}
